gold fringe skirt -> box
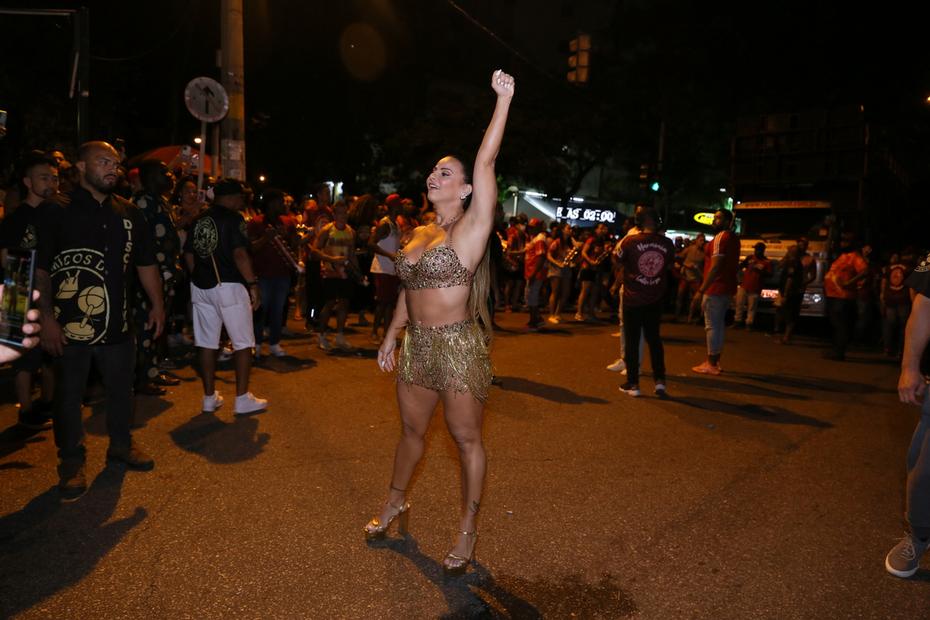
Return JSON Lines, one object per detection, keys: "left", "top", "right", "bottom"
{"left": 397, "top": 319, "right": 492, "bottom": 401}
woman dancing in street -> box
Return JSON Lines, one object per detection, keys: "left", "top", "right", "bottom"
{"left": 364, "top": 69, "right": 515, "bottom": 574}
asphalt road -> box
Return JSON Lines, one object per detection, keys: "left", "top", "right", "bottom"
{"left": 0, "top": 312, "right": 926, "bottom": 619}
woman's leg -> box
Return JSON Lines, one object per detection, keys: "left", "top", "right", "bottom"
{"left": 548, "top": 276, "right": 561, "bottom": 317}
{"left": 372, "top": 382, "right": 440, "bottom": 524}
{"left": 441, "top": 390, "right": 486, "bottom": 558}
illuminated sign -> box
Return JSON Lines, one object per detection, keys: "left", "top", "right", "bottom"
{"left": 694, "top": 212, "right": 714, "bottom": 225}
{"left": 734, "top": 201, "right": 830, "bottom": 210}
{"left": 556, "top": 206, "right": 616, "bottom": 224}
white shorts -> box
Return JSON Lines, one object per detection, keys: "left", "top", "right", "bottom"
{"left": 191, "top": 283, "right": 255, "bottom": 351}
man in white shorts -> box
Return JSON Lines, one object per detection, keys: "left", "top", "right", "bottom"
{"left": 184, "top": 179, "right": 267, "bottom": 415}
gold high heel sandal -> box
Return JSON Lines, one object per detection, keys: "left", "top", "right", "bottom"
{"left": 364, "top": 491, "right": 410, "bottom": 540}
{"left": 442, "top": 530, "right": 477, "bottom": 574}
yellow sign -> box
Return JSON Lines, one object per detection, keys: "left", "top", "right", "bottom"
{"left": 694, "top": 212, "right": 714, "bottom": 226}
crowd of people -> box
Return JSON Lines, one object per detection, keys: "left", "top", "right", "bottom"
{"left": 1, "top": 69, "right": 928, "bottom": 578}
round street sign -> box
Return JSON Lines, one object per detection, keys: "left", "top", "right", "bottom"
{"left": 184, "top": 77, "right": 229, "bottom": 123}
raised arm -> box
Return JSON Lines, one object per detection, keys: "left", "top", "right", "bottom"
{"left": 461, "top": 70, "right": 515, "bottom": 238}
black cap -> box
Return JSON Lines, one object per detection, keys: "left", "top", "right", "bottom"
{"left": 212, "top": 178, "right": 245, "bottom": 197}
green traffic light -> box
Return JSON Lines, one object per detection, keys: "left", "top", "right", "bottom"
{"left": 650, "top": 181, "right": 660, "bottom": 192}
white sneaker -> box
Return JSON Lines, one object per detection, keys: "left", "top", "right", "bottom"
{"left": 654, "top": 383, "right": 669, "bottom": 399}
{"left": 318, "top": 334, "right": 332, "bottom": 351}
{"left": 203, "top": 391, "right": 224, "bottom": 413}
{"left": 269, "top": 343, "right": 286, "bottom": 357}
{"left": 217, "top": 345, "right": 234, "bottom": 362}
{"left": 606, "top": 358, "right": 626, "bottom": 372}
{"left": 574, "top": 313, "right": 585, "bottom": 322}
{"left": 547, "top": 315, "right": 560, "bottom": 324}
{"left": 234, "top": 392, "right": 268, "bottom": 415}
{"left": 334, "top": 333, "right": 352, "bottom": 350}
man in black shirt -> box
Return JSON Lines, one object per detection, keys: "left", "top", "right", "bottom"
{"left": 184, "top": 179, "right": 267, "bottom": 415}
{"left": 132, "top": 160, "right": 182, "bottom": 395}
{"left": 0, "top": 152, "right": 58, "bottom": 429}
{"left": 36, "top": 141, "right": 165, "bottom": 501}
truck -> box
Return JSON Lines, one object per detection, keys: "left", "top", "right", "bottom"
{"left": 733, "top": 201, "right": 832, "bottom": 318}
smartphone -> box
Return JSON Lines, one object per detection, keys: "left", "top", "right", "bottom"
{"left": 0, "top": 250, "right": 36, "bottom": 346}
{"left": 0, "top": 109, "right": 7, "bottom": 127}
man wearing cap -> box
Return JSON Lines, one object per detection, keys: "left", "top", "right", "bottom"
{"left": 36, "top": 141, "right": 165, "bottom": 501}
{"left": 523, "top": 217, "right": 548, "bottom": 329}
{"left": 185, "top": 178, "right": 268, "bottom": 415}
{"left": 734, "top": 241, "right": 772, "bottom": 330}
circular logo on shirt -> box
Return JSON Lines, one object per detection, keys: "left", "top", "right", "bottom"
{"left": 20, "top": 224, "right": 37, "bottom": 250}
{"left": 192, "top": 217, "right": 218, "bottom": 258}
{"left": 50, "top": 249, "right": 110, "bottom": 344}
{"left": 915, "top": 252, "right": 930, "bottom": 273}
{"left": 638, "top": 250, "right": 665, "bottom": 278}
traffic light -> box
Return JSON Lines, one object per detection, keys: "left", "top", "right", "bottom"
{"left": 567, "top": 34, "right": 591, "bottom": 84}
{"left": 638, "top": 163, "right": 650, "bottom": 190}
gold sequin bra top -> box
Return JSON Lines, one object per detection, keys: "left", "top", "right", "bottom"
{"left": 395, "top": 244, "right": 472, "bottom": 290}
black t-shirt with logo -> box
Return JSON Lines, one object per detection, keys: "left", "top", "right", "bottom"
{"left": 617, "top": 231, "right": 675, "bottom": 307}
{"left": 184, "top": 205, "right": 249, "bottom": 289}
{"left": 0, "top": 201, "right": 49, "bottom": 252}
{"left": 906, "top": 253, "right": 930, "bottom": 375}
{"left": 36, "top": 187, "right": 155, "bottom": 345}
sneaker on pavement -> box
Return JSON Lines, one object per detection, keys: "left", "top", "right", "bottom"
{"left": 217, "top": 345, "right": 234, "bottom": 362}
{"left": 106, "top": 443, "right": 155, "bottom": 471}
{"left": 203, "top": 391, "right": 224, "bottom": 413}
{"left": 547, "top": 315, "right": 560, "bottom": 324}
{"left": 269, "top": 343, "right": 287, "bottom": 357}
{"left": 606, "top": 358, "right": 626, "bottom": 372}
{"left": 574, "top": 313, "right": 585, "bottom": 322}
{"left": 57, "top": 460, "right": 87, "bottom": 501}
{"left": 692, "top": 361, "right": 722, "bottom": 375}
{"left": 654, "top": 383, "right": 669, "bottom": 399}
{"left": 885, "top": 533, "right": 930, "bottom": 578}
{"left": 18, "top": 408, "right": 52, "bottom": 430}
{"left": 334, "top": 333, "right": 352, "bottom": 350}
{"left": 153, "top": 373, "right": 181, "bottom": 387}
{"left": 318, "top": 333, "right": 332, "bottom": 351}
{"left": 234, "top": 392, "right": 268, "bottom": 415}
{"left": 619, "top": 382, "right": 641, "bottom": 397}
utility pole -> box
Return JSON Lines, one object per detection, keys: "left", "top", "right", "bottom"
{"left": 74, "top": 7, "right": 90, "bottom": 144}
{"left": 220, "top": 0, "right": 246, "bottom": 180}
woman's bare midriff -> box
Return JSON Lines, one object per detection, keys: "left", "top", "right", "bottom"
{"left": 405, "top": 286, "right": 471, "bottom": 326}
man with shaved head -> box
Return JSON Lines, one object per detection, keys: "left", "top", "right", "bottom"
{"left": 36, "top": 141, "right": 166, "bottom": 501}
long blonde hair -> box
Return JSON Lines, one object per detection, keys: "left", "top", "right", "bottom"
{"left": 469, "top": 244, "right": 493, "bottom": 342}
{"left": 447, "top": 154, "right": 493, "bottom": 342}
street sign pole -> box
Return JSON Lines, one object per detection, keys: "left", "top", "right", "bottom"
{"left": 197, "top": 120, "right": 208, "bottom": 195}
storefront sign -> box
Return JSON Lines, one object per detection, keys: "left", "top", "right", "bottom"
{"left": 693, "top": 212, "right": 714, "bottom": 225}
{"left": 556, "top": 206, "right": 616, "bottom": 223}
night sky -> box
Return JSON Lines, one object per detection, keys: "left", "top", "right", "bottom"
{"left": 2, "top": 0, "right": 929, "bottom": 199}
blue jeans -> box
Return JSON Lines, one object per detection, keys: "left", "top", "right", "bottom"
{"left": 907, "top": 397, "right": 930, "bottom": 539}
{"left": 255, "top": 276, "right": 291, "bottom": 346}
{"left": 702, "top": 294, "right": 730, "bottom": 356}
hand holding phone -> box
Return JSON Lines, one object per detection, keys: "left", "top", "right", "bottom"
{"left": 0, "top": 250, "right": 38, "bottom": 347}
